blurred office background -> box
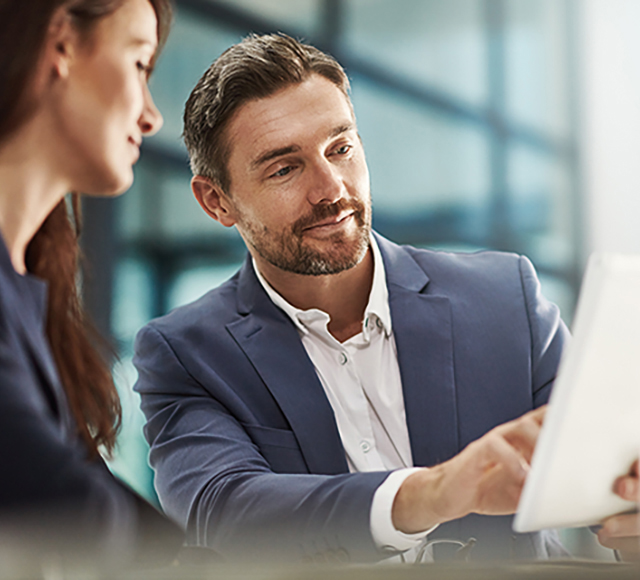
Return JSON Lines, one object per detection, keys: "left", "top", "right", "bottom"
{"left": 80, "top": 0, "right": 640, "bottom": 560}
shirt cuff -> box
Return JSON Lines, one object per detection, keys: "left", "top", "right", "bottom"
{"left": 370, "top": 468, "right": 439, "bottom": 552}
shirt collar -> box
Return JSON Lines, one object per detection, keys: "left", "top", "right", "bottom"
{"left": 252, "top": 233, "right": 393, "bottom": 338}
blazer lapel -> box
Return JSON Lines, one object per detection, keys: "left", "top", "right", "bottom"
{"left": 377, "top": 235, "right": 460, "bottom": 467}
{"left": 226, "top": 258, "right": 349, "bottom": 475}
{"left": 11, "top": 276, "right": 75, "bottom": 437}
{"left": 0, "top": 238, "right": 75, "bottom": 438}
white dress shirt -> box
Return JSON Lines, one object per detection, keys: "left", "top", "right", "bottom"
{"left": 253, "top": 235, "right": 431, "bottom": 554}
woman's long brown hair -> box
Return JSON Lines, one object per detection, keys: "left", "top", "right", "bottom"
{"left": 0, "top": 0, "right": 172, "bottom": 456}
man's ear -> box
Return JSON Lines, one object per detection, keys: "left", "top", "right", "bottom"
{"left": 192, "top": 175, "right": 237, "bottom": 227}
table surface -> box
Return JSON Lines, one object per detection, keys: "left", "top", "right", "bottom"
{"left": 122, "top": 560, "right": 639, "bottom": 580}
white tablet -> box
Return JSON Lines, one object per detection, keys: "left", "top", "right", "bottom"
{"left": 514, "top": 253, "right": 640, "bottom": 533}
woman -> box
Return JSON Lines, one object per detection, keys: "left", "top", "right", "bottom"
{"left": 0, "top": 0, "right": 182, "bottom": 569}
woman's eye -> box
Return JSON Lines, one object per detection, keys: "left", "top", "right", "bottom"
{"left": 136, "top": 62, "right": 150, "bottom": 74}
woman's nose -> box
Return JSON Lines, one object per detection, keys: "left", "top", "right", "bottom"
{"left": 139, "top": 84, "right": 163, "bottom": 136}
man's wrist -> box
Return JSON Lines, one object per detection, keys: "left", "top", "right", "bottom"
{"left": 371, "top": 468, "right": 434, "bottom": 552}
{"left": 392, "top": 464, "right": 460, "bottom": 534}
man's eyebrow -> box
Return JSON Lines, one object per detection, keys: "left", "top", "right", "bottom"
{"left": 330, "top": 123, "right": 355, "bottom": 138}
{"left": 251, "top": 145, "right": 301, "bottom": 170}
{"left": 250, "top": 123, "right": 355, "bottom": 170}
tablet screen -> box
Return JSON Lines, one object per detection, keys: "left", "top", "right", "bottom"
{"left": 514, "top": 253, "right": 639, "bottom": 532}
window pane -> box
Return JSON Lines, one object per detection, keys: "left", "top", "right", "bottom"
{"left": 147, "top": 10, "right": 244, "bottom": 153}
{"left": 538, "top": 274, "right": 575, "bottom": 324}
{"left": 507, "top": 144, "right": 574, "bottom": 271}
{"left": 504, "top": 0, "right": 570, "bottom": 137}
{"left": 112, "top": 256, "right": 154, "bottom": 346}
{"left": 352, "top": 76, "right": 491, "bottom": 244}
{"left": 168, "top": 262, "right": 245, "bottom": 310}
{"left": 118, "top": 162, "right": 241, "bottom": 244}
{"left": 213, "top": 0, "right": 322, "bottom": 37}
{"left": 343, "top": 0, "right": 488, "bottom": 107}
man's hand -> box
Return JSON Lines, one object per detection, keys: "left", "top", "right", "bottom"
{"left": 597, "top": 460, "right": 640, "bottom": 561}
{"left": 392, "top": 406, "right": 546, "bottom": 534}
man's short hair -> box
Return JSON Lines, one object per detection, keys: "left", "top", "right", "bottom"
{"left": 182, "top": 33, "right": 351, "bottom": 192}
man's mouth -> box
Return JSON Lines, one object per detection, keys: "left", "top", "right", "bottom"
{"left": 303, "top": 211, "right": 355, "bottom": 232}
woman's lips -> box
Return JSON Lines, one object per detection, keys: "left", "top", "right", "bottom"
{"left": 129, "top": 137, "right": 141, "bottom": 161}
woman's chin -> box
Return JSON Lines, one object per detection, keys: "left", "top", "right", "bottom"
{"left": 83, "top": 169, "right": 134, "bottom": 197}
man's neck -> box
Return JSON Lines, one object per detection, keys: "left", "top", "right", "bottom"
{"left": 254, "top": 248, "right": 374, "bottom": 343}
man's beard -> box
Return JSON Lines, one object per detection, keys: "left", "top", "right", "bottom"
{"left": 241, "top": 197, "right": 371, "bottom": 276}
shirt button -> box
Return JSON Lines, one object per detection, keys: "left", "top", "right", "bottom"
{"left": 360, "top": 441, "right": 371, "bottom": 453}
{"left": 376, "top": 318, "right": 384, "bottom": 329}
{"left": 339, "top": 352, "right": 348, "bottom": 365}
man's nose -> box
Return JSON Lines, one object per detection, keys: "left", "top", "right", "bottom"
{"left": 306, "top": 158, "right": 344, "bottom": 206}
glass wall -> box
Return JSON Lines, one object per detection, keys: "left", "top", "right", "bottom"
{"left": 107, "top": 0, "right": 580, "bottom": 512}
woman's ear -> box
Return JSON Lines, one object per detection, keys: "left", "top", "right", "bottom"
{"left": 43, "top": 7, "right": 77, "bottom": 81}
{"left": 192, "top": 175, "right": 238, "bottom": 227}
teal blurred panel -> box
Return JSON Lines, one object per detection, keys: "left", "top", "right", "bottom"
{"left": 120, "top": 158, "right": 241, "bottom": 244}
{"left": 213, "top": 0, "right": 322, "bottom": 37}
{"left": 343, "top": 0, "right": 489, "bottom": 107}
{"left": 504, "top": 0, "right": 571, "bottom": 138}
{"left": 168, "top": 262, "right": 245, "bottom": 310}
{"left": 108, "top": 357, "right": 159, "bottom": 504}
{"left": 107, "top": 258, "right": 157, "bottom": 502}
{"left": 537, "top": 273, "right": 575, "bottom": 327}
{"left": 506, "top": 143, "right": 574, "bottom": 272}
{"left": 147, "top": 9, "right": 245, "bottom": 154}
{"left": 351, "top": 75, "right": 492, "bottom": 244}
{"left": 112, "top": 257, "right": 155, "bottom": 346}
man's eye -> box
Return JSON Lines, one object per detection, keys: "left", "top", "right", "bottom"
{"left": 334, "top": 144, "right": 351, "bottom": 155}
{"left": 137, "top": 61, "right": 150, "bottom": 74}
{"left": 272, "top": 166, "right": 293, "bottom": 178}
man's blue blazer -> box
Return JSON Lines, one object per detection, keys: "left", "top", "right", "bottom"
{"left": 134, "top": 233, "right": 570, "bottom": 562}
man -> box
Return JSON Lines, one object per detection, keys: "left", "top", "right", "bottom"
{"left": 133, "top": 34, "right": 639, "bottom": 563}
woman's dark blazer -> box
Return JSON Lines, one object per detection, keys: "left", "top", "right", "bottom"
{"left": 0, "top": 236, "right": 181, "bottom": 565}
